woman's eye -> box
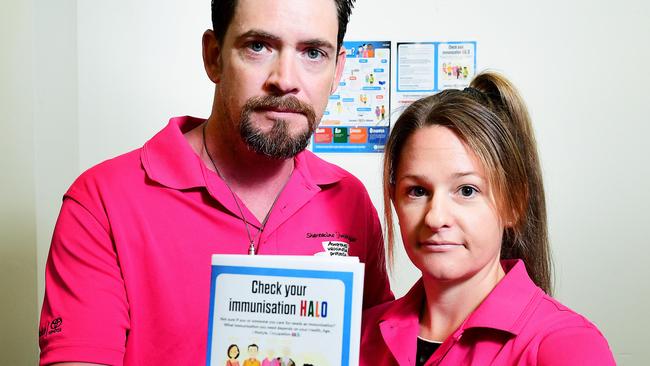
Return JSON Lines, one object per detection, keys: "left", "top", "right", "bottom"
{"left": 407, "top": 186, "right": 427, "bottom": 198}
{"left": 459, "top": 185, "right": 478, "bottom": 198}
{"left": 249, "top": 42, "right": 265, "bottom": 52}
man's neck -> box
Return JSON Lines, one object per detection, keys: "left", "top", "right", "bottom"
{"left": 185, "top": 119, "right": 295, "bottom": 222}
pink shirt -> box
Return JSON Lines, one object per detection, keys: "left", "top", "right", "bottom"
{"left": 261, "top": 358, "right": 279, "bottom": 366}
{"left": 360, "top": 260, "right": 615, "bottom": 365}
{"left": 39, "top": 116, "right": 393, "bottom": 365}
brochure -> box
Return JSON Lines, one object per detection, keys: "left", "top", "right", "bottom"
{"left": 206, "top": 255, "right": 365, "bottom": 366}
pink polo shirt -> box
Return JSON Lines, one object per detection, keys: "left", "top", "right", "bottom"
{"left": 360, "top": 260, "right": 615, "bottom": 365}
{"left": 39, "top": 116, "right": 393, "bottom": 365}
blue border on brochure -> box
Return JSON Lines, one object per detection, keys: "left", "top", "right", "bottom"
{"left": 206, "top": 265, "right": 355, "bottom": 366}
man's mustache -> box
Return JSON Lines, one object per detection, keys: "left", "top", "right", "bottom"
{"left": 241, "top": 95, "right": 317, "bottom": 124}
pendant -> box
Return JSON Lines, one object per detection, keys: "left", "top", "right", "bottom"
{"left": 248, "top": 241, "right": 256, "bottom": 255}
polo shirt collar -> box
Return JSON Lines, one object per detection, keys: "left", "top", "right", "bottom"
{"left": 141, "top": 116, "right": 345, "bottom": 190}
{"left": 460, "top": 259, "right": 544, "bottom": 335}
{"left": 374, "top": 259, "right": 543, "bottom": 363}
{"left": 141, "top": 116, "right": 207, "bottom": 190}
{"left": 293, "top": 149, "right": 345, "bottom": 186}
{"left": 377, "top": 278, "right": 424, "bottom": 365}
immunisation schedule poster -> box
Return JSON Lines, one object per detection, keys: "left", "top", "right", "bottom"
{"left": 312, "top": 41, "right": 391, "bottom": 153}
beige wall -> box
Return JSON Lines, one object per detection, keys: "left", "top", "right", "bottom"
{"left": 1, "top": 0, "right": 78, "bottom": 363}
{"left": 1, "top": 1, "right": 38, "bottom": 364}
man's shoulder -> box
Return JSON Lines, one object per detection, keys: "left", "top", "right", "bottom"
{"left": 67, "top": 148, "right": 145, "bottom": 198}
{"left": 68, "top": 116, "right": 201, "bottom": 196}
{"left": 298, "top": 150, "right": 366, "bottom": 189}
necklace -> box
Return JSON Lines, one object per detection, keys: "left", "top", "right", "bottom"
{"left": 202, "top": 123, "right": 291, "bottom": 255}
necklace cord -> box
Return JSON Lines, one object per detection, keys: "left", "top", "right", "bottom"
{"left": 201, "top": 123, "right": 291, "bottom": 255}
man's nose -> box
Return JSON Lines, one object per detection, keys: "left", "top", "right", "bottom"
{"left": 265, "top": 51, "right": 300, "bottom": 96}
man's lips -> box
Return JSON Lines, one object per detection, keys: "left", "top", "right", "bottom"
{"left": 259, "top": 107, "right": 303, "bottom": 114}
{"left": 257, "top": 108, "right": 307, "bottom": 121}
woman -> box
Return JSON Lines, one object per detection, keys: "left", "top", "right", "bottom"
{"left": 226, "top": 344, "right": 240, "bottom": 366}
{"left": 360, "top": 72, "right": 615, "bottom": 365}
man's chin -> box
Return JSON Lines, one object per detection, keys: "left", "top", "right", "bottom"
{"left": 240, "top": 112, "right": 316, "bottom": 159}
{"left": 242, "top": 131, "right": 312, "bottom": 160}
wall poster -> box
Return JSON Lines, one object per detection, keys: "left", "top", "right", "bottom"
{"left": 395, "top": 41, "right": 477, "bottom": 116}
{"left": 312, "top": 41, "right": 391, "bottom": 153}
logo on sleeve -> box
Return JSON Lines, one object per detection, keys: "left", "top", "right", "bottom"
{"left": 39, "top": 317, "right": 63, "bottom": 338}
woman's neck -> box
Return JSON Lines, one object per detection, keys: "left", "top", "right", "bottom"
{"left": 419, "top": 259, "right": 505, "bottom": 342}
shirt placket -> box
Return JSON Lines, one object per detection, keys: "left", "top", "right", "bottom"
{"left": 425, "top": 329, "right": 464, "bottom": 366}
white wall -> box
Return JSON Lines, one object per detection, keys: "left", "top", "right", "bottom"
{"left": 4, "top": 0, "right": 644, "bottom": 364}
{"left": 77, "top": 0, "right": 213, "bottom": 168}
{"left": 34, "top": 0, "right": 79, "bottom": 310}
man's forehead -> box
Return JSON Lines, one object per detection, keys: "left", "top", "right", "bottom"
{"left": 228, "top": 0, "right": 339, "bottom": 44}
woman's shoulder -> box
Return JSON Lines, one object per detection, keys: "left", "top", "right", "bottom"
{"left": 532, "top": 293, "right": 605, "bottom": 333}
{"left": 522, "top": 294, "right": 615, "bottom": 365}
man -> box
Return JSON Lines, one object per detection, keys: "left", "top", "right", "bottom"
{"left": 39, "top": 0, "right": 393, "bottom": 365}
{"left": 243, "top": 344, "right": 261, "bottom": 366}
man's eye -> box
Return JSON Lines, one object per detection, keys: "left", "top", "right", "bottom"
{"left": 249, "top": 42, "right": 265, "bottom": 52}
{"left": 459, "top": 185, "right": 478, "bottom": 198}
{"left": 407, "top": 186, "right": 427, "bottom": 198}
{"left": 306, "top": 48, "right": 323, "bottom": 59}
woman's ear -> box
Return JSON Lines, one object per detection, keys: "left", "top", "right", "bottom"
{"left": 504, "top": 209, "right": 520, "bottom": 228}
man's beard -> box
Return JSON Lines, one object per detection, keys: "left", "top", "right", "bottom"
{"left": 239, "top": 95, "right": 318, "bottom": 159}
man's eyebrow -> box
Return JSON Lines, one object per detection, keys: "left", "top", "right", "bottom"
{"left": 302, "top": 39, "right": 336, "bottom": 51}
{"left": 237, "top": 29, "right": 281, "bottom": 42}
{"left": 236, "top": 30, "right": 335, "bottom": 51}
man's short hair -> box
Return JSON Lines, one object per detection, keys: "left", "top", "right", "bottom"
{"left": 210, "top": 0, "right": 356, "bottom": 51}
{"left": 248, "top": 343, "right": 258, "bottom": 350}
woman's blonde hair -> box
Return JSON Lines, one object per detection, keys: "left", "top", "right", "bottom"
{"left": 383, "top": 71, "right": 552, "bottom": 294}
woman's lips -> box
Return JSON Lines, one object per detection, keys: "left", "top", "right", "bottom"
{"left": 419, "top": 240, "right": 464, "bottom": 252}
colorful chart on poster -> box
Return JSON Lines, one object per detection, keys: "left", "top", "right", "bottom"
{"left": 312, "top": 41, "right": 391, "bottom": 153}
{"left": 395, "top": 41, "right": 476, "bottom": 116}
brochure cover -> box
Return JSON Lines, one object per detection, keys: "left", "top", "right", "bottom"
{"left": 206, "top": 255, "right": 365, "bottom": 366}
